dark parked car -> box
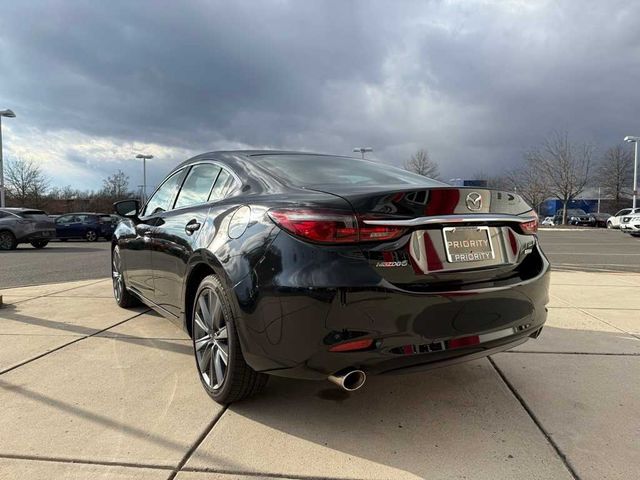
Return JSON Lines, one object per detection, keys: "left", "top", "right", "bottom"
{"left": 55, "top": 213, "right": 116, "bottom": 241}
{"left": 587, "top": 213, "right": 612, "bottom": 228}
{"left": 0, "top": 208, "right": 56, "bottom": 250}
{"left": 554, "top": 208, "right": 587, "bottom": 225}
{"left": 112, "top": 151, "right": 549, "bottom": 404}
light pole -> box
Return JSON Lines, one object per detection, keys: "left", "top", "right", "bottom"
{"left": 624, "top": 136, "right": 639, "bottom": 209}
{"left": 353, "top": 147, "right": 373, "bottom": 159}
{"left": 0, "top": 109, "right": 16, "bottom": 208}
{"left": 135, "top": 154, "right": 153, "bottom": 204}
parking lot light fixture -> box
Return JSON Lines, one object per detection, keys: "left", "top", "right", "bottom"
{"left": 135, "top": 154, "right": 153, "bottom": 204}
{"left": 0, "top": 109, "right": 17, "bottom": 208}
{"left": 353, "top": 147, "right": 373, "bottom": 159}
{"left": 624, "top": 136, "right": 639, "bottom": 209}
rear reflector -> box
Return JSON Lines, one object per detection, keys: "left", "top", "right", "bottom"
{"left": 268, "top": 208, "right": 406, "bottom": 244}
{"left": 329, "top": 338, "right": 374, "bottom": 352}
{"left": 449, "top": 335, "right": 480, "bottom": 349}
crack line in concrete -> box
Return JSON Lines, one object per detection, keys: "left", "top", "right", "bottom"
{"left": 488, "top": 356, "right": 581, "bottom": 480}
{"left": 0, "top": 309, "right": 150, "bottom": 376}
{"left": 180, "top": 465, "right": 367, "bottom": 480}
{"left": 167, "top": 406, "right": 228, "bottom": 480}
{"left": 0, "top": 453, "right": 173, "bottom": 471}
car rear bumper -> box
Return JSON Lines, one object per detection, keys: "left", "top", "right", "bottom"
{"left": 21, "top": 229, "right": 56, "bottom": 241}
{"left": 233, "top": 232, "right": 550, "bottom": 380}
{"left": 621, "top": 222, "right": 640, "bottom": 233}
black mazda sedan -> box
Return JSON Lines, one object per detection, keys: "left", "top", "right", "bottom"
{"left": 112, "top": 151, "right": 549, "bottom": 404}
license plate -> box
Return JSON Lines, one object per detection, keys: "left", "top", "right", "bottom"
{"left": 442, "top": 226, "right": 494, "bottom": 263}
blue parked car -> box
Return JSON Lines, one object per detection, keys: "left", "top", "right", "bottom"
{"left": 54, "top": 213, "right": 117, "bottom": 242}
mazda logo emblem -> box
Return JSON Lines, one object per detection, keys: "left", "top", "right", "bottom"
{"left": 466, "top": 192, "right": 483, "bottom": 211}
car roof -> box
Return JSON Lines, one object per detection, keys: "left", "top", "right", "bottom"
{"left": 176, "top": 150, "right": 354, "bottom": 168}
{"left": 1, "top": 207, "right": 45, "bottom": 212}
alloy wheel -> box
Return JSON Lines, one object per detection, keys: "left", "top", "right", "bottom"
{"left": 112, "top": 248, "right": 124, "bottom": 303}
{"left": 193, "top": 288, "right": 229, "bottom": 390}
{"left": 0, "top": 231, "right": 15, "bottom": 250}
{"left": 86, "top": 230, "right": 97, "bottom": 241}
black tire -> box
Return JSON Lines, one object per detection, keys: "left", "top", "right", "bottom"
{"left": 112, "top": 246, "right": 141, "bottom": 308}
{"left": 30, "top": 240, "right": 49, "bottom": 249}
{"left": 0, "top": 230, "right": 17, "bottom": 250}
{"left": 85, "top": 229, "right": 98, "bottom": 242}
{"left": 192, "top": 275, "right": 268, "bottom": 404}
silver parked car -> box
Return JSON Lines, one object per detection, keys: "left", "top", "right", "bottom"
{"left": 0, "top": 208, "right": 56, "bottom": 250}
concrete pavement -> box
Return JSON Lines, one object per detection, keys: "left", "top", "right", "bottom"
{"left": 0, "top": 272, "right": 639, "bottom": 479}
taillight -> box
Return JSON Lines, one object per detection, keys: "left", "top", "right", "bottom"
{"left": 267, "top": 208, "right": 406, "bottom": 244}
{"left": 329, "top": 338, "right": 374, "bottom": 352}
{"left": 519, "top": 212, "right": 538, "bottom": 235}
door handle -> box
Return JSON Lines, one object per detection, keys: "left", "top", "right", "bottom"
{"left": 185, "top": 221, "right": 201, "bottom": 235}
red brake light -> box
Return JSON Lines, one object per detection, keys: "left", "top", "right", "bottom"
{"left": 519, "top": 218, "right": 538, "bottom": 235}
{"left": 268, "top": 209, "right": 406, "bottom": 244}
{"left": 449, "top": 335, "right": 480, "bottom": 349}
{"left": 329, "top": 338, "right": 374, "bottom": 352}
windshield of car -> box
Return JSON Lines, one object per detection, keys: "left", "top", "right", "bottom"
{"left": 252, "top": 154, "right": 446, "bottom": 188}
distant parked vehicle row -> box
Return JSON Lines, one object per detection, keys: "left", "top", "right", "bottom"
{"left": 55, "top": 213, "right": 117, "bottom": 242}
{"left": 0, "top": 208, "right": 56, "bottom": 250}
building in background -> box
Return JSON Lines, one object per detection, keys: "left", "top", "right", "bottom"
{"left": 448, "top": 179, "right": 489, "bottom": 188}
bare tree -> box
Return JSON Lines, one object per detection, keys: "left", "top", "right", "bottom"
{"left": 504, "top": 154, "right": 551, "bottom": 214}
{"left": 528, "top": 131, "right": 593, "bottom": 224}
{"left": 597, "top": 145, "right": 633, "bottom": 210}
{"left": 405, "top": 149, "right": 440, "bottom": 179}
{"left": 5, "top": 157, "right": 50, "bottom": 207}
{"left": 102, "top": 170, "right": 130, "bottom": 198}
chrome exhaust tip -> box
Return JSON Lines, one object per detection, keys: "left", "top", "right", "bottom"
{"left": 328, "top": 369, "right": 366, "bottom": 391}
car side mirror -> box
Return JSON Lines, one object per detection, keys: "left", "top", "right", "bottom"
{"left": 114, "top": 199, "right": 140, "bottom": 220}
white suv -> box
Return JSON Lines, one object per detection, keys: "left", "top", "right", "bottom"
{"left": 620, "top": 212, "right": 640, "bottom": 236}
{"left": 608, "top": 208, "right": 640, "bottom": 229}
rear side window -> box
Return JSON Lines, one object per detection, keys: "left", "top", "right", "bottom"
{"left": 15, "top": 210, "right": 47, "bottom": 218}
{"left": 0, "top": 211, "right": 9, "bottom": 219}
{"left": 143, "top": 169, "right": 187, "bottom": 216}
{"left": 174, "top": 163, "right": 221, "bottom": 208}
{"left": 209, "top": 169, "right": 236, "bottom": 201}
{"left": 252, "top": 154, "right": 445, "bottom": 188}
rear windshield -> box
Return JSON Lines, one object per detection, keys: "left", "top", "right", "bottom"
{"left": 252, "top": 154, "right": 445, "bottom": 188}
{"left": 14, "top": 210, "right": 47, "bottom": 218}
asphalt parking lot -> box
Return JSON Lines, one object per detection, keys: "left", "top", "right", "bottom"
{"left": 539, "top": 228, "right": 640, "bottom": 273}
{"left": 0, "top": 241, "right": 111, "bottom": 288}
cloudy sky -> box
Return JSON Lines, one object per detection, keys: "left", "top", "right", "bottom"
{"left": 1, "top": 0, "right": 639, "bottom": 192}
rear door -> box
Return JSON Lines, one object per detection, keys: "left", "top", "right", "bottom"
{"left": 149, "top": 162, "right": 224, "bottom": 316}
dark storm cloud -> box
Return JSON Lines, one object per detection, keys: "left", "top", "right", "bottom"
{"left": 1, "top": 0, "right": 639, "bottom": 189}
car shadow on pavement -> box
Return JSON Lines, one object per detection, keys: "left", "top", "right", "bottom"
{"left": 0, "top": 305, "right": 192, "bottom": 358}
{"left": 0, "top": 378, "right": 235, "bottom": 470}
{"left": 198, "top": 325, "right": 639, "bottom": 479}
